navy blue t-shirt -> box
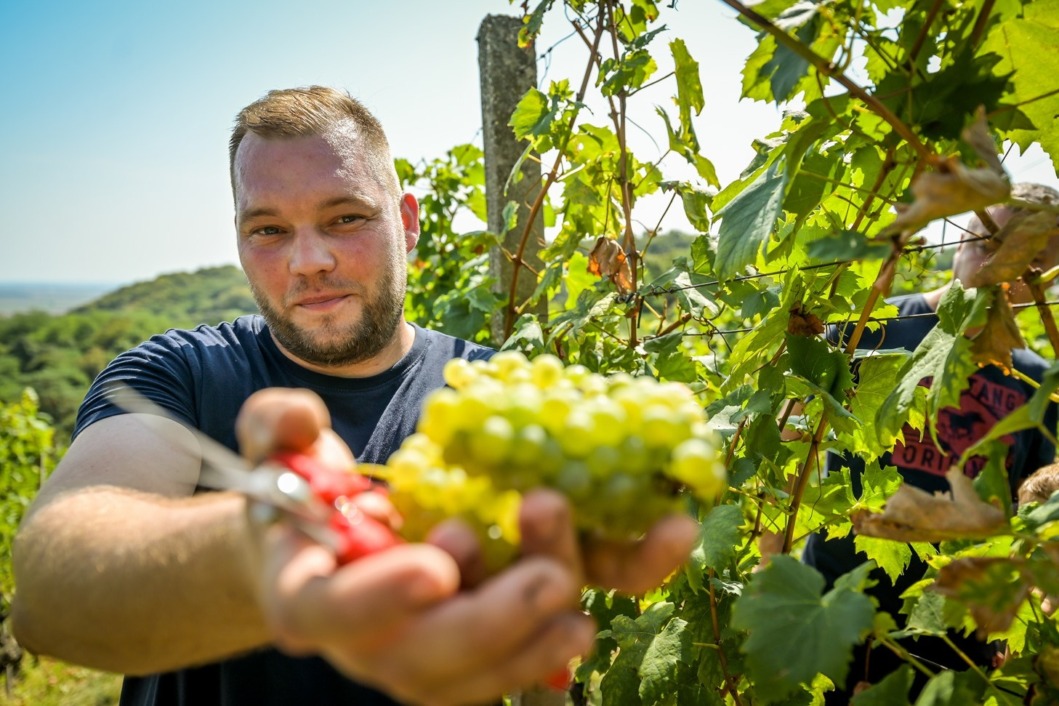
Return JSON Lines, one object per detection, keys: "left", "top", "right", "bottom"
{"left": 73, "top": 316, "right": 492, "bottom": 706}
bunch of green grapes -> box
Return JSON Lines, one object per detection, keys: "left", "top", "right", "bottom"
{"left": 373, "top": 351, "right": 726, "bottom": 570}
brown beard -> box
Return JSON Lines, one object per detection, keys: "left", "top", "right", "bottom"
{"left": 252, "top": 258, "right": 407, "bottom": 368}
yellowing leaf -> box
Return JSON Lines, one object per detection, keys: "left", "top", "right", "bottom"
{"left": 967, "top": 209, "right": 1059, "bottom": 287}
{"left": 969, "top": 293, "right": 1025, "bottom": 371}
{"left": 852, "top": 467, "right": 1007, "bottom": 542}
{"left": 889, "top": 157, "right": 1010, "bottom": 235}
{"left": 587, "top": 236, "right": 635, "bottom": 295}
{"left": 932, "top": 556, "right": 1030, "bottom": 635}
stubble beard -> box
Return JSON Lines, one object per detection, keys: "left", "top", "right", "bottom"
{"left": 253, "top": 258, "right": 407, "bottom": 368}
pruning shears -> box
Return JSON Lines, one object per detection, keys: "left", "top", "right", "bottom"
{"left": 107, "top": 384, "right": 401, "bottom": 564}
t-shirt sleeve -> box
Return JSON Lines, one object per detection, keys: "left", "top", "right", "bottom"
{"left": 74, "top": 333, "right": 199, "bottom": 440}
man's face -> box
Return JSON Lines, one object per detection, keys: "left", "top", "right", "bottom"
{"left": 233, "top": 127, "right": 419, "bottom": 369}
{"left": 953, "top": 206, "right": 1059, "bottom": 305}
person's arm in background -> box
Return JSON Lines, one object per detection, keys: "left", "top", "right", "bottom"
{"left": 13, "top": 388, "right": 696, "bottom": 706}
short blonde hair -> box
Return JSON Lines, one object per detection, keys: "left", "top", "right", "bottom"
{"left": 229, "top": 86, "right": 399, "bottom": 198}
{"left": 1018, "top": 463, "right": 1059, "bottom": 506}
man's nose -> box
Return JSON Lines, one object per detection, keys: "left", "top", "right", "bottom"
{"left": 289, "top": 229, "right": 336, "bottom": 276}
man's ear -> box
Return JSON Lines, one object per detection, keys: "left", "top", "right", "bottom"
{"left": 400, "top": 193, "right": 420, "bottom": 253}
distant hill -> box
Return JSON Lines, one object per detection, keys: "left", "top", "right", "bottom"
{"left": 0, "top": 265, "right": 256, "bottom": 440}
{"left": 0, "top": 282, "right": 118, "bottom": 316}
{"left": 77, "top": 265, "right": 256, "bottom": 325}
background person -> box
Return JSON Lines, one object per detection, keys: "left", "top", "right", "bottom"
{"left": 802, "top": 183, "right": 1059, "bottom": 702}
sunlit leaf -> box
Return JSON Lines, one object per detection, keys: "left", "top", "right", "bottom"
{"left": 509, "top": 88, "right": 554, "bottom": 140}
{"left": 715, "top": 160, "right": 788, "bottom": 278}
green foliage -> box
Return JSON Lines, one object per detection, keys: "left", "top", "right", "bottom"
{"left": 0, "top": 390, "right": 54, "bottom": 620}
{"left": 0, "top": 266, "right": 253, "bottom": 440}
{"left": 732, "top": 558, "right": 875, "bottom": 702}
{"left": 491, "top": 0, "right": 1059, "bottom": 701}
{"left": 3, "top": 656, "right": 120, "bottom": 706}
{"left": 397, "top": 145, "right": 500, "bottom": 344}
{"left": 80, "top": 265, "right": 255, "bottom": 325}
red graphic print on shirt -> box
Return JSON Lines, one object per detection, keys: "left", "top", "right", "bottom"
{"left": 891, "top": 374, "right": 1024, "bottom": 479}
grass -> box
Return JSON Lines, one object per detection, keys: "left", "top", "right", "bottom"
{"left": 1, "top": 657, "right": 121, "bottom": 706}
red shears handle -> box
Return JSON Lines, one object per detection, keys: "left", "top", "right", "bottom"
{"left": 270, "top": 451, "right": 402, "bottom": 564}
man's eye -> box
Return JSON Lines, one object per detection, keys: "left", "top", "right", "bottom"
{"left": 337, "top": 215, "right": 365, "bottom": 225}
{"left": 252, "top": 226, "right": 282, "bottom": 236}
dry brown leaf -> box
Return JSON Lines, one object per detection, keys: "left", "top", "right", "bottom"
{"left": 932, "top": 556, "right": 1030, "bottom": 635}
{"left": 967, "top": 210, "right": 1059, "bottom": 288}
{"left": 889, "top": 157, "right": 1010, "bottom": 235}
{"left": 963, "top": 106, "right": 1006, "bottom": 176}
{"left": 787, "top": 306, "right": 825, "bottom": 336}
{"left": 853, "top": 467, "right": 1007, "bottom": 542}
{"left": 970, "top": 292, "right": 1024, "bottom": 371}
{"left": 587, "top": 236, "right": 634, "bottom": 295}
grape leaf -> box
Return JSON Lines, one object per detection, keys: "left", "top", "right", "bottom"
{"left": 982, "top": 0, "right": 1059, "bottom": 168}
{"left": 599, "top": 602, "right": 691, "bottom": 706}
{"left": 905, "top": 590, "right": 948, "bottom": 635}
{"left": 715, "top": 160, "right": 788, "bottom": 279}
{"left": 785, "top": 333, "right": 853, "bottom": 400}
{"left": 644, "top": 330, "right": 698, "bottom": 383}
{"left": 848, "top": 353, "right": 909, "bottom": 458}
{"left": 913, "top": 670, "right": 987, "bottom": 706}
{"left": 967, "top": 209, "right": 1059, "bottom": 288}
{"left": 689, "top": 504, "right": 744, "bottom": 577}
{"left": 671, "top": 38, "right": 704, "bottom": 120}
{"left": 509, "top": 87, "right": 554, "bottom": 140}
{"left": 853, "top": 535, "right": 912, "bottom": 585}
{"left": 932, "top": 556, "right": 1030, "bottom": 635}
{"left": 806, "top": 230, "right": 892, "bottom": 263}
{"left": 849, "top": 665, "right": 914, "bottom": 706}
{"left": 577, "top": 588, "right": 639, "bottom": 682}
{"left": 732, "top": 556, "right": 875, "bottom": 702}
{"left": 588, "top": 236, "right": 635, "bottom": 294}
{"left": 969, "top": 293, "right": 1024, "bottom": 371}
{"left": 875, "top": 285, "right": 980, "bottom": 448}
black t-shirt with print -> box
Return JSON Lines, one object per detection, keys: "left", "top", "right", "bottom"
{"left": 802, "top": 293, "right": 1056, "bottom": 695}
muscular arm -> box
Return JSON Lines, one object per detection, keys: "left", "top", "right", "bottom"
{"left": 12, "top": 391, "right": 696, "bottom": 705}
{"left": 11, "top": 414, "right": 269, "bottom": 673}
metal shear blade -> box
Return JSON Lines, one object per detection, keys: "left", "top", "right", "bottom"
{"left": 105, "top": 383, "right": 336, "bottom": 528}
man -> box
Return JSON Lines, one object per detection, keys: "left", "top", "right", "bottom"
{"left": 11, "top": 86, "right": 698, "bottom": 706}
{"left": 802, "top": 182, "right": 1059, "bottom": 701}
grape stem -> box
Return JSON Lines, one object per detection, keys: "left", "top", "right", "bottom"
{"left": 708, "top": 569, "right": 745, "bottom": 706}
{"left": 782, "top": 410, "right": 829, "bottom": 554}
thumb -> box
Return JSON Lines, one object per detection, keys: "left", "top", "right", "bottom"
{"left": 236, "top": 388, "right": 330, "bottom": 463}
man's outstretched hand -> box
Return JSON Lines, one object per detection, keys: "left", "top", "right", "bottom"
{"left": 237, "top": 387, "right": 698, "bottom": 705}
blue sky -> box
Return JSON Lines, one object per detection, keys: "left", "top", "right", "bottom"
{"left": 1, "top": 1, "right": 1055, "bottom": 285}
